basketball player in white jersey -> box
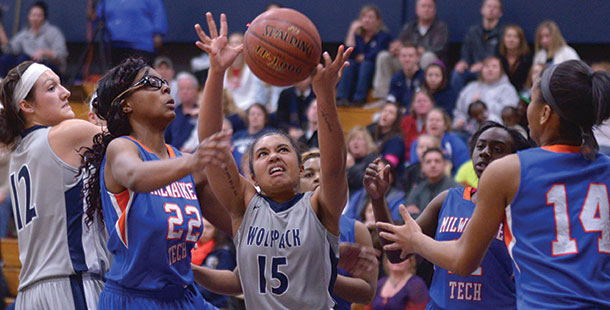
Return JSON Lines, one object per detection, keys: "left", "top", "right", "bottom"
{"left": 195, "top": 12, "right": 353, "bottom": 309}
{"left": 0, "top": 61, "right": 109, "bottom": 309}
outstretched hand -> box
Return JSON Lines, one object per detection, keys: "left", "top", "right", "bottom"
{"left": 376, "top": 205, "right": 423, "bottom": 259}
{"left": 363, "top": 158, "right": 391, "bottom": 200}
{"left": 192, "top": 129, "right": 233, "bottom": 170}
{"left": 312, "top": 45, "right": 353, "bottom": 98}
{"left": 194, "top": 12, "right": 243, "bottom": 73}
{"left": 337, "top": 242, "right": 380, "bottom": 279}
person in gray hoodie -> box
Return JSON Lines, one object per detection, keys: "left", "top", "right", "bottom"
{"left": 453, "top": 56, "right": 519, "bottom": 130}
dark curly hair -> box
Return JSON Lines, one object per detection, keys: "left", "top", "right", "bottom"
{"left": 0, "top": 61, "right": 37, "bottom": 148}
{"left": 80, "top": 57, "right": 148, "bottom": 226}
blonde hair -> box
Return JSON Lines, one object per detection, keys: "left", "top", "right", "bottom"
{"left": 221, "top": 88, "right": 244, "bottom": 119}
{"left": 499, "top": 25, "right": 530, "bottom": 57}
{"left": 346, "top": 126, "right": 377, "bottom": 155}
{"left": 535, "top": 21, "right": 567, "bottom": 58}
{"left": 356, "top": 5, "right": 384, "bottom": 35}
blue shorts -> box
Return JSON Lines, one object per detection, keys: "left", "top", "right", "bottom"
{"left": 98, "top": 280, "right": 217, "bottom": 310}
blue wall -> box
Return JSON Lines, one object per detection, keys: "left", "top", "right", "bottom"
{"left": 2, "top": 0, "right": 609, "bottom": 44}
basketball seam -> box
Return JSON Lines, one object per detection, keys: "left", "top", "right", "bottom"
{"left": 248, "top": 17, "right": 322, "bottom": 51}
{"left": 246, "top": 30, "right": 315, "bottom": 68}
{"left": 244, "top": 34, "right": 297, "bottom": 85}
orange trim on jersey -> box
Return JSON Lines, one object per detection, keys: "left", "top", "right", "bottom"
{"left": 166, "top": 145, "right": 176, "bottom": 158}
{"left": 114, "top": 190, "right": 131, "bottom": 247}
{"left": 126, "top": 136, "right": 153, "bottom": 153}
{"left": 503, "top": 216, "right": 512, "bottom": 250}
{"left": 541, "top": 144, "right": 581, "bottom": 153}
{"left": 463, "top": 187, "right": 473, "bottom": 201}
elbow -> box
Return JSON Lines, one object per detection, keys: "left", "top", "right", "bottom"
{"left": 362, "top": 286, "right": 376, "bottom": 304}
{"left": 452, "top": 260, "right": 480, "bottom": 278}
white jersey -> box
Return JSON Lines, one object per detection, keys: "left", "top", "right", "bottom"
{"left": 9, "top": 126, "right": 110, "bottom": 290}
{"left": 234, "top": 191, "right": 339, "bottom": 310}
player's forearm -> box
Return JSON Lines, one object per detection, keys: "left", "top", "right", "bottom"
{"left": 119, "top": 157, "right": 194, "bottom": 193}
{"left": 333, "top": 275, "right": 376, "bottom": 305}
{"left": 198, "top": 70, "right": 225, "bottom": 141}
{"left": 191, "top": 265, "right": 242, "bottom": 295}
{"left": 371, "top": 198, "right": 404, "bottom": 263}
{"left": 414, "top": 235, "right": 480, "bottom": 277}
{"left": 204, "top": 151, "right": 246, "bottom": 216}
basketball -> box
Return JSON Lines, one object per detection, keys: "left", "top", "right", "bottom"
{"left": 244, "top": 8, "right": 322, "bottom": 86}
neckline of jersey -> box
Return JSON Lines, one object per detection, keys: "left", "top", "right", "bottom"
{"left": 541, "top": 144, "right": 581, "bottom": 153}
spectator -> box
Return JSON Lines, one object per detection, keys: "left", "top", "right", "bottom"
{"left": 275, "top": 75, "right": 315, "bottom": 133}
{"left": 192, "top": 218, "right": 236, "bottom": 309}
{"left": 224, "top": 33, "right": 269, "bottom": 111}
{"left": 453, "top": 56, "right": 519, "bottom": 129}
{"left": 153, "top": 56, "right": 178, "bottom": 100}
{"left": 337, "top": 5, "right": 392, "bottom": 106}
{"left": 346, "top": 126, "right": 379, "bottom": 195}
{"left": 404, "top": 148, "right": 460, "bottom": 216}
{"left": 164, "top": 72, "right": 199, "bottom": 151}
{"left": 401, "top": 134, "right": 440, "bottom": 197}
{"left": 0, "top": 2, "right": 68, "bottom": 77}
{"left": 499, "top": 25, "right": 532, "bottom": 92}
{"left": 454, "top": 160, "right": 478, "bottom": 188}
{"left": 297, "top": 99, "right": 319, "bottom": 149}
{"left": 398, "top": 0, "right": 449, "bottom": 66}
{"left": 422, "top": 62, "right": 457, "bottom": 116}
{"left": 387, "top": 44, "right": 424, "bottom": 110}
{"left": 372, "top": 40, "right": 403, "bottom": 100}
{"left": 369, "top": 255, "right": 430, "bottom": 310}
{"left": 533, "top": 21, "right": 580, "bottom": 66}
{"left": 520, "top": 63, "right": 546, "bottom": 100}
{"left": 96, "top": 0, "right": 167, "bottom": 65}
{"left": 501, "top": 106, "right": 527, "bottom": 138}
{"left": 451, "top": 0, "right": 504, "bottom": 91}
{"left": 410, "top": 108, "right": 469, "bottom": 176}
{"left": 400, "top": 90, "right": 434, "bottom": 160}
{"left": 0, "top": 146, "right": 12, "bottom": 239}
{"left": 231, "top": 103, "right": 271, "bottom": 172}
{"left": 368, "top": 102, "right": 405, "bottom": 169}
{"left": 465, "top": 100, "right": 488, "bottom": 136}
{"left": 222, "top": 88, "right": 246, "bottom": 133}
{"left": 591, "top": 62, "right": 610, "bottom": 156}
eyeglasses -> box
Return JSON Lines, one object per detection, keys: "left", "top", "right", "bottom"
{"left": 112, "top": 75, "right": 169, "bottom": 104}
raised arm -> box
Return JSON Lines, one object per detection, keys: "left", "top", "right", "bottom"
{"left": 194, "top": 12, "right": 243, "bottom": 140}
{"left": 311, "top": 46, "right": 353, "bottom": 235}
{"left": 377, "top": 155, "right": 520, "bottom": 276}
{"left": 49, "top": 119, "right": 102, "bottom": 168}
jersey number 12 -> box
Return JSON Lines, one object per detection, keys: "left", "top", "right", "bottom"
{"left": 547, "top": 184, "right": 610, "bottom": 256}
{"left": 10, "top": 165, "right": 37, "bottom": 231}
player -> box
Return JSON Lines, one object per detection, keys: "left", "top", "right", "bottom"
{"left": 0, "top": 62, "right": 109, "bottom": 309}
{"left": 378, "top": 60, "right": 610, "bottom": 308}
{"left": 370, "top": 121, "right": 529, "bottom": 309}
{"left": 80, "top": 57, "right": 231, "bottom": 309}
{"left": 195, "top": 12, "right": 353, "bottom": 309}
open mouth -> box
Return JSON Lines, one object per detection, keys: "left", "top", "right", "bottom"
{"left": 475, "top": 162, "right": 488, "bottom": 171}
{"left": 166, "top": 99, "right": 175, "bottom": 109}
{"left": 269, "top": 166, "right": 285, "bottom": 176}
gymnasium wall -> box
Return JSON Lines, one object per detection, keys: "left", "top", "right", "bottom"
{"left": 1, "top": 0, "right": 609, "bottom": 45}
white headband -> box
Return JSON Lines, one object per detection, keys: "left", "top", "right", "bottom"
{"left": 12, "top": 63, "right": 51, "bottom": 110}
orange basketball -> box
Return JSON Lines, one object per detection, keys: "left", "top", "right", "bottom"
{"left": 244, "top": 8, "right": 322, "bottom": 86}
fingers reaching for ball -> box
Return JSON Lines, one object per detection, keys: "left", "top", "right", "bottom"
{"left": 194, "top": 12, "right": 243, "bottom": 73}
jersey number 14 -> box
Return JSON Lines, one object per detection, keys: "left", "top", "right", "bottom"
{"left": 547, "top": 184, "right": 610, "bottom": 256}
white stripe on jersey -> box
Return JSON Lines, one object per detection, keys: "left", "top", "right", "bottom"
{"left": 108, "top": 190, "right": 135, "bottom": 248}
{"left": 505, "top": 204, "right": 520, "bottom": 272}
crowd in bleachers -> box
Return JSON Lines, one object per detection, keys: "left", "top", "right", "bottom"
{"left": 0, "top": 0, "right": 608, "bottom": 309}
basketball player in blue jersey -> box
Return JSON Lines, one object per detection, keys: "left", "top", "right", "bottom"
{"left": 378, "top": 60, "right": 610, "bottom": 309}
{"left": 195, "top": 12, "right": 353, "bottom": 309}
{"left": 80, "top": 57, "right": 233, "bottom": 309}
{"left": 373, "top": 122, "right": 528, "bottom": 309}
{"left": 0, "top": 61, "right": 109, "bottom": 309}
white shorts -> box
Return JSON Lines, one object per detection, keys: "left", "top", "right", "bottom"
{"left": 15, "top": 274, "right": 104, "bottom": 310}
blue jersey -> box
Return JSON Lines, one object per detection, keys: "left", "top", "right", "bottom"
{"left": 100, "top": 136, "right": 204, "bottom": 291}
{"left": 505, "top": 146, "right": 610, "bottom": 309}
{"left": 427, "top": 187, "right": 516, "bottom": 310}
{"left": 334, "top": 215, "right": 356, "bottom": 310}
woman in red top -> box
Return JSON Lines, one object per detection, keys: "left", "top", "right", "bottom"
{"left": 400, "top": 90, "right": 434, "bottom": 160}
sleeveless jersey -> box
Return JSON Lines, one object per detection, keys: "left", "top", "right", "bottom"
{"left": 9, "top": 126, "right": 110, "bottom": 290}
{"left": 234, "top": 191, "right": 339, "bottom": 310}
{"left": 505, "top": 146, "right": 610, "bottom": 308}
{"left": 427, "top": 187, "right": 516, "bottom": 310}
{"left": 334, "top": 215, "right": 356, "bottom": 310}
{"left": 100, "top": 136, "right": 203, "bottom": 291}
